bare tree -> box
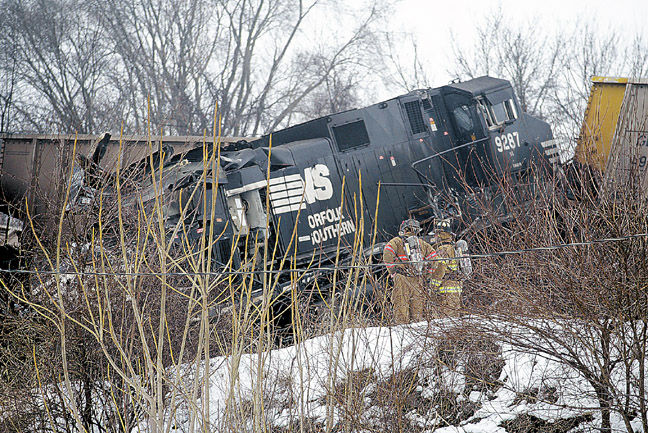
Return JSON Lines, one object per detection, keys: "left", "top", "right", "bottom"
{"left": 88, "top": 0, "right": 388, "bottom": 136}
{"left": 550, "top": 24, "right": 648, "bottom": 153}
{"left": 0, "top": 0, "right": 116, "bottom": 133}
{"left": 210, "top": 0, "right": 388, "bottom": 136}
{"left": 88, "top": 0, "right": 221, "bottom": 134}
{"left": 1, "top": 0, "right": 391, "bottom": 136}
{"left": 548, "top": 23, "right": 622, "bottom": 147}
{"left": 291, "top": 66, "right": 362, "bottom": 121}
{"left": 627, "top": 34, "right": 648, "bottom": 79}
{"left": 450, "top": 10, "right": 563, "bottom": 118}
{"left": 0, "top": 13, "right": 19, "bottom": 132}
{"left": 450, "top": 12, "right": 648, "bottom": 159}
{"left": 378, "top": 32, "right": 432, "bottom": 93}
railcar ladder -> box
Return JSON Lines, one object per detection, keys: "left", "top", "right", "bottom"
{"left": 0, "top": 138, "right": 4, "bottom": 172}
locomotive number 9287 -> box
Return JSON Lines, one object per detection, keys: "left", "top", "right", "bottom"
{"left": 495, "top": 131, "right": 520, "bottom": 153}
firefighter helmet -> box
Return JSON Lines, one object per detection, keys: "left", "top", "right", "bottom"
{"left": 435, "top": 218, "right": 452, "bottom": 232}
{"left": 399, "top": 218, "right": 421, "bottom": 236}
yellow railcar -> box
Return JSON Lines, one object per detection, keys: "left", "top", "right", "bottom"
{"left": 576, "top": 77, "right": 648, "bottom": 191}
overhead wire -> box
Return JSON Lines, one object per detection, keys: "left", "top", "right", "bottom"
{"left": 1, "top": 232, "right": 647, "bottom": 278}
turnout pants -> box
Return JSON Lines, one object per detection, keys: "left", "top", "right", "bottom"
{"left": 428, "top": 281, "right": 462, "bottom": 319}
{"left": 391, "top": 274, "right": 426, "bottom": 323}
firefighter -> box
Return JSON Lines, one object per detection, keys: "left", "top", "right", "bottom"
{"left": 428, "top": 218, "right": 463, "bottom": 318}
{"left": 383, "top": 218, "right": 438, "bottom": 323}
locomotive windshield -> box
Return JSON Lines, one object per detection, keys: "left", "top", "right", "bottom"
{"left": 490, "top": 99, "right": 517, "bottom": 124}
{"left": 478, "top": 96, "right": 518, "bottom": 128}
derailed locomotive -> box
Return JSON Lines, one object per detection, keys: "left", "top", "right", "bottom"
{"left": 153, "top": 76, "right": 556, "bottom": 270}
{"left": 0, "top": 76, "right": 556, "bottom": 280}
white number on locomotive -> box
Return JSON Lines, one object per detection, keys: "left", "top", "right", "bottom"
{"left": 495, "top": 131, "right": 520, "bottom": 153}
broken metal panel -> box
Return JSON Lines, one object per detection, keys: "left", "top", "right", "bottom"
{"left": 226, "top": 195, "right": 248, "bottom": 235}
{"left": 64, "top": 165, "right": 96, "bottom": 211}
{"left": 224, "top": 165, "right": 266, "bottom": 196}
{"left": 267, "top": 146, "right": 296, "bottom": 169}
{"left": 241, "top": 190, "right": 267, "bottom": 234}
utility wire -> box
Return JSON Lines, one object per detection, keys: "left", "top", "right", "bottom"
{"left": 1, "top": 232, "right": 647, "bottom": 278}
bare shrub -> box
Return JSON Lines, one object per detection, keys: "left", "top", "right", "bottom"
{"left": 463, "top": 159, "right": 648, "bottom": 432}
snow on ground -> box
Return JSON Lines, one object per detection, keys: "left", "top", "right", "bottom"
{"left": 162, "top": 317, "right": 645, "bottom": 432}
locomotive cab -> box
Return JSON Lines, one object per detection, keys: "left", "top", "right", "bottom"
{"left": 440, "top": 77, "right": 554, "bottom": 183}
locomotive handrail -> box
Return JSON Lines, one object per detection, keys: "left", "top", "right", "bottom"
{"left": 379, "top": 182, "right": 433, "bottom": 188}
{"left": 410, "top": 136, "right": 491, "bottom": 184}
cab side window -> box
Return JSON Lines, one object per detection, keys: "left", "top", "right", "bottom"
{"left": 490, "top": 102, "right": 508, "bottom": 124}
{"left": 504, "top": 99, "right": 517, "bottom": 120}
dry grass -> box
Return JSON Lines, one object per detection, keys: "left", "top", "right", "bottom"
{"left": 2, "top": 133, "right": 648, "bottom": 433}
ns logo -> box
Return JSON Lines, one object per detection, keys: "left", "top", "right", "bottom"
{"left": 268, "top": 164, "right": 334, "bottom": 215}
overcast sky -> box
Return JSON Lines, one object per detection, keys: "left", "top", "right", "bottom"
{"left": 390, "top": 0, "right": 647, "bottom": 87}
